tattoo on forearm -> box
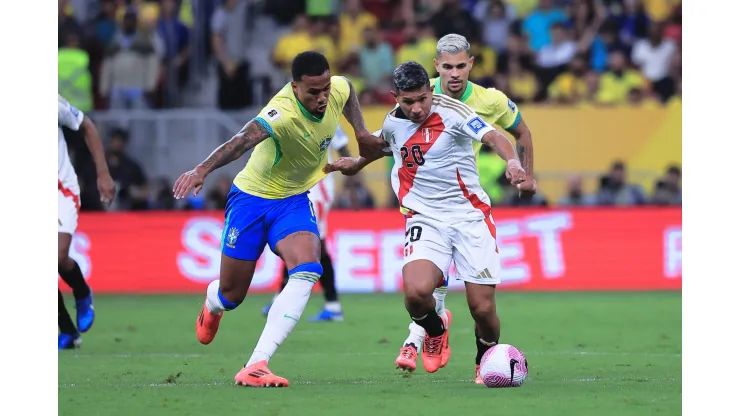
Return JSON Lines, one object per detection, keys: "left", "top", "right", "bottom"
{"left": 516, "top": 142, "right": 534, "bottom": 175}
{"left": 342, "top": 77, "right": 367, "bottom": 132}
{"left": 199, "top": 121, "right": 269, "bottom": 172}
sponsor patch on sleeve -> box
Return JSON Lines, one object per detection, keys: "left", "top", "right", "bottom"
{"left": 266, "top": 108, "right": 281, "bottom": 122}
{"left": 467, "top": 116, "right": 487, "bottom": 134}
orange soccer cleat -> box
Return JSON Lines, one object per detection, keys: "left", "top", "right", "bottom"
{"left": 474, "top": 365, "right": 484, "bottom": 384}
{"left": 440, "top": 309, "right": 452, "bottom": 368}
{"left": 421, "top": 310, "right": 451, "bottom": 373}
{"left": 395, "top": 345, "right": 418, "bottom": 372}
{"left": 196, "top": 301, "right": 223, "bottom": 345}
{"left": 234, "top": 360, "right": 290, "bottom": 388}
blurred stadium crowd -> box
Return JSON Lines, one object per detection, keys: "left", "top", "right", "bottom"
{"left": 58, "top": 0, "right": 681, "bottom": 211}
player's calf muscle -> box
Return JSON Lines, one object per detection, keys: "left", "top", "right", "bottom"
{"left": 466, "top": 284, "right": 499, "bottom": 340}
{"left": 218, "top": 278, "right": 250, "bottom": 304}
{"left": 58, "top": 233, "right": 73, "bottom": 266}
{"left": 218, "top": 256, "right": 257, "bottom": 304}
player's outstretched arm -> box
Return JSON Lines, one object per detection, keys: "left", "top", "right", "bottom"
{"left": 173, "top": 120, "right": 270, "bottom": 199}
{"left": 79, "top": 116, "right": 116, "bottom": 204}
{"left": 324, "top": 129, "right": 388, "bottom": 176}
{"left": 341, "top": 77, "right": 386, "bottom": 159}
{"left": 509, "top": 118, "right": 535, "bottom": 184}
{"left": 506, "top": 117, "right": 537, "bottom": 196}
{"left": 481, "top": 130, "right": 528, "bottom": 186}
{"left": 323, "top": 153, "right": 382, "bottom": 176}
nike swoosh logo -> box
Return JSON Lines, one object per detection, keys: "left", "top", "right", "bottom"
{"left": 303, "top": 133, "right": 310, "bottom": 138}
{"left": 509, "top": 358, "right": 519, "bottom": 384}
{"left": 283, "top": 314, "right": 298, "bottom": 322}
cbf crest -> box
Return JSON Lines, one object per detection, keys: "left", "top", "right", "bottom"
{"left": 226, "top": 227, "right": 239, "bottom": 248}
{"left": 319, "top": 137, "right": 332, "bottom": 152}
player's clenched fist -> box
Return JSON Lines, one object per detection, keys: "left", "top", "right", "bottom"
{"left": 517, "top": 178, "right": 537, "bottom": 197}
{"left": 324, "top": 157, "right": 362, "bottom": 176}
{"left": 505, "top": 159, "right": 527, "bottom": 185}
{"left": 173, "top": 167, "right": 207, "bottom": 199}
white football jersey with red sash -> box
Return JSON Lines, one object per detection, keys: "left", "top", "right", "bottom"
{"left": 380, "top": 94, "right": 502, "bottom": 284}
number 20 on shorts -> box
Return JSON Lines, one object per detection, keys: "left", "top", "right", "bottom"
{"left": 404, "top": 225, "right": 422, "bottom": 257}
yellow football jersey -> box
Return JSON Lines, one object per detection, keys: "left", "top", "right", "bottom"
{"left": 233, "top": 76, "right": 351, "bottom": 199}
{"left": 431, "top": 78, "right": 521, "bottom": 154}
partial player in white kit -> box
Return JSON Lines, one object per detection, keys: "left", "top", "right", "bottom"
{"left": 261, "top": 125, "right": 351, "bottom": 321}
{"left": 325, "top": 61, "right": 536, "bottom": 374}
{"left": 57, "top": 95, "right": 116, "bottom": 350}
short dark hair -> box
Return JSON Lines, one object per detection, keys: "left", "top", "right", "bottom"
{"left": 291, "top": 51, "right": 330, "bottom": 81}
{"left": 393, "top": 61, "right": 430, "bottom": 92}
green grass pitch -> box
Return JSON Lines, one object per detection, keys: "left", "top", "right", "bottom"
{"left": 58, "top": 292, "right": 681, "bottom": 415}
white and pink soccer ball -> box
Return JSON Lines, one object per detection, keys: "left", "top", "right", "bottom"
{"left": 479, "top": 344, "right": 528, "bottom": 388}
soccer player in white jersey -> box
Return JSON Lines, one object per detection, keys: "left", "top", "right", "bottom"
{"left": 261, "top": 124, "right": 351, "bottom": 321}
{"left": 400, "top": 33, "right": 537, "bottom": 383}
{"left": 325, "top": 61, "right": 536, "bottom": 374}
{"left": 58, "top": 95, "right": 116, "bottom": 350}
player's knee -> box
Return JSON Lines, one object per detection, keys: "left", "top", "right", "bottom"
{"left": 288, "top": 262, "right": 322, "bottom": 285}
{"left": 469, "top": 298, "right": 495, "bottom": 323}
{"left": 404, "top": 288, "right": 430, "bottom": 312}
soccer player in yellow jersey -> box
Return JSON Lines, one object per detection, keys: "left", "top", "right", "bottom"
{"left": 393, "top": 34, "right": 537, "bottom": 384}
{"left": 173, "top": 51, "right": 381, "bottom": 387}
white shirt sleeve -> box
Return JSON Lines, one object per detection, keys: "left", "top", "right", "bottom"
{"left": 458, "top": 111, "right": 496, "bottom": 142}
{"left": 331, "top": 124, "right": 350, "bottom": 150}
{"left": 58, "top": 95, "right": 84, "bottom": 131}
{"left": 379, "top": 115, "right": 394, "bottom": 152}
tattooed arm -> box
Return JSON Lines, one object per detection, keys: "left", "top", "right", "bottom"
{"left": 173, "top": 120, "right": 270, "bottom": 198}
{"left": 341, "top": 76, "right": 368, "bottom": 134}
{"left": 507, "top": 116, "right": 537, "bottom": 196}
{"left": 508, "top": 117, "right": 534, "bottom": 179}
{"left": 197, "top": 120, "right": 270, "bottom": 174}
{"left": 341, "top": 76, "right": 386, "bottom": 159}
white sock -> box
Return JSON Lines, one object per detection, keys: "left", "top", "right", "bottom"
{"left": 403, "top": 322, "right": 426, "bottom": 353}
{"left": 433, "top": 285, "right": 448, "bottom": 316}
{"left": 205, "top": 280, "right": 225, "bottom": 314}
{"left": 247, "top": 278, "right": 315, "bottom": 366}
{"left": 324, "top": 301, "right": 342, "bottom": 313}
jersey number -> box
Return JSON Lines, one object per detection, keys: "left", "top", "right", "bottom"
{"left": 400, "top": 145, "right": 425, "bottom": 168}
{"left": 404, "top": 225, "right": 423, "bottom": 257}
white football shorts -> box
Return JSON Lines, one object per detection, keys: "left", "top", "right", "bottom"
{"left": 403, "top": 213, "right": 502, "bottom": 285}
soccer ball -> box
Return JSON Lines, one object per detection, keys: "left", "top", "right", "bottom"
{"left": 479, "top": 344, "right": 528, "bottom": 388}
